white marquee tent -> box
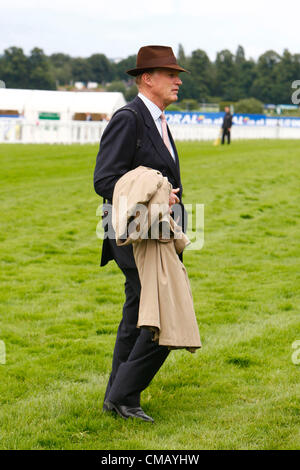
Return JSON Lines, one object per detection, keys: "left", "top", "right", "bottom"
{"left": 0, "top": 88, "right": 126, "bottom": 120}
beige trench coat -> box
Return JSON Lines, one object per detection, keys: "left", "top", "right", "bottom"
{"left": 112, "top": 166, "right": 201, "bottom": 352}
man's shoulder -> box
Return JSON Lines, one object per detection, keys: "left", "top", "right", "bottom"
{"left": 101, "top": 97, "right": 145, "bottom": 144}
{"left": 116, "top": 96, "right": 143, "bottom": 113}
{"left": 107, "top": 105, "right": 137, "bottom": 129}
{"left": 108, "top": 97, "right": 142, "bottom": 124}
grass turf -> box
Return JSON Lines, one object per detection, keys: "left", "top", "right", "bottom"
{"left": 0, "top": 140, "right": 299, "bottom": 450}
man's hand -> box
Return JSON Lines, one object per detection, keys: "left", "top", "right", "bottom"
{"left": 169, "top": 188, "right": 180, "bottom": 212}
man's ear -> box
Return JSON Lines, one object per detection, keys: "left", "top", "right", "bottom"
{"left": 142, "top": 72, "right": 154, "bottom": 88}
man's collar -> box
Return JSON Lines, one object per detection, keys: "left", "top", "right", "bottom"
{"left": 138, "top": 92, "right": 162, "bottom": 121}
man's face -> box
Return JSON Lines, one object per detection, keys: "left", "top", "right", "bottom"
{"left": 146, "top": 69, "right": 182, "bottom": 107}
{"left": 225, "top": 106, "right": 230, "bottom": 113}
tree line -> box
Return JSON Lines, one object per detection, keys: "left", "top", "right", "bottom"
{"left": 0, "top": 44, "right": 299, "bottom": 104}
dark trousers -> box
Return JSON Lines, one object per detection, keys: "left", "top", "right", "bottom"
{"left": 222, "top": 128, "right": 231, "bottom": 144}
{"left": 104, "top": 267, "right": 170, "bottom": 407}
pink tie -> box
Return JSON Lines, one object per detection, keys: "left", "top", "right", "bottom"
{"left": 160, "top": 112, "right": 173, "bottom": 155}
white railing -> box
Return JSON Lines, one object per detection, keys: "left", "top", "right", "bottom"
{"left": 0, "top": 119, "right": 108, "bottom": 144}
{"left": 1, "top": 119, "right": 300, "bottom": 144}
{"left": 169, "top": 124, "right": 300, "bottom": 141}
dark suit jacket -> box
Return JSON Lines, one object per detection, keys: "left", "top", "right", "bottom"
{"left": 94, "top": 95, "right": 185, "bottom": 268}
{"left": 222, "top": 112, "right": 233, "bottom": 129}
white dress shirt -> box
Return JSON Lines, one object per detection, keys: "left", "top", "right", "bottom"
{"left": 138, "top": 92, "right": 176, "bottom": 161}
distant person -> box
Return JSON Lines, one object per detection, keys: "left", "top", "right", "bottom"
{"left": 86, "top": 113, "right": 92, "bottom": 121}
{"left": 221, "top": 106, "right": 232, "bottom": 144}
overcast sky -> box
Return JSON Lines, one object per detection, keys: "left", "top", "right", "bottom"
{"left": 1, "top": 0, "right": 299, "bottom": 60}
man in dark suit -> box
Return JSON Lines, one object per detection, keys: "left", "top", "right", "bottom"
{"left": 93, "top": 45, "right": 188, "bottom": 422}
{"left": 221, "top": 106, "right": 233, "bottom": 144}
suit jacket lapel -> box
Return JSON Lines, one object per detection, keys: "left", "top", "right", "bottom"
{"left": 134, "top": 96, "right": 181, "bottom": 186}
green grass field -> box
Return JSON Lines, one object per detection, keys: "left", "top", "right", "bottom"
{"left": 0, "top": 140, "right": 299, "bottom": 450}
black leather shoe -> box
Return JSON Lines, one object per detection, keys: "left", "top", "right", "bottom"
{"left": 105, "top": 400, "right": 154, "bottom": 422}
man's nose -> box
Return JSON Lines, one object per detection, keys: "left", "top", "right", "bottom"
{"left": 176, "top": 76, "right": 183, "bottom": 85}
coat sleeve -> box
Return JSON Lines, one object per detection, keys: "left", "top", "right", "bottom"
{"left": 93, "top": 110, "right": 137, "bottom": 201}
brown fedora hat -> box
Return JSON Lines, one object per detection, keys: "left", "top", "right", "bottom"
{"left": 126, "top": 45, "right": 188, "bottom": 76}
